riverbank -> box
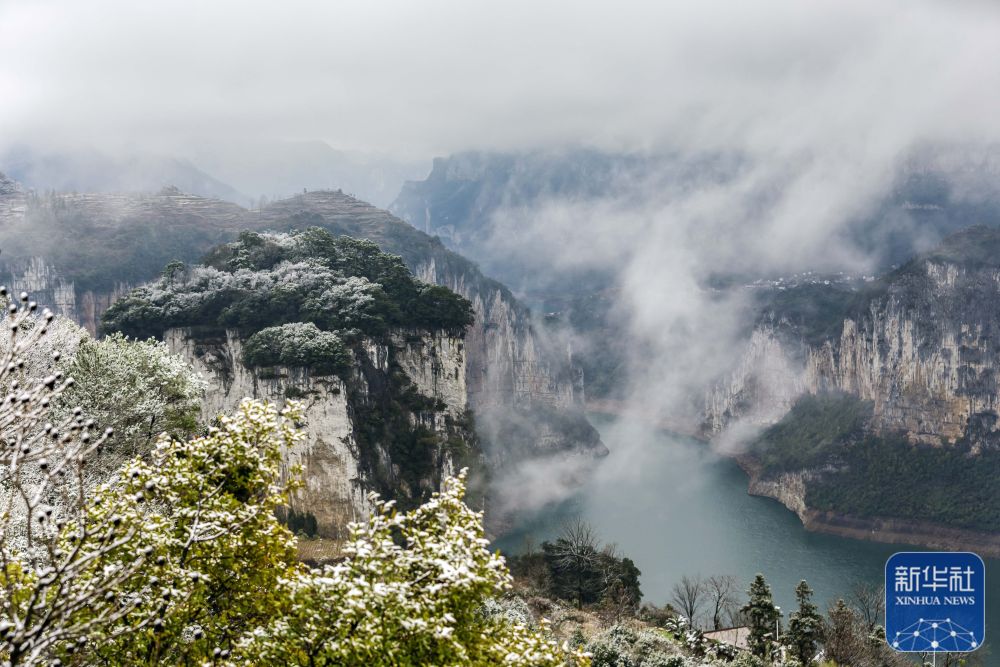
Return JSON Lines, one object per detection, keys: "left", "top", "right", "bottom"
{"left": 583, "top": 403, "right": 1000, "bottom": 556}
{"left": 736, "top": 455, "right": 1000, "bottom": 558}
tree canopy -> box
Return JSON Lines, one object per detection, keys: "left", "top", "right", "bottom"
{"left": 102, "top": 228, "right": 474, "bottom": 343}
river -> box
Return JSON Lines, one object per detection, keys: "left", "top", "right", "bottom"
{"left": 495, "top": 414, "right": 999, "bottom": 664}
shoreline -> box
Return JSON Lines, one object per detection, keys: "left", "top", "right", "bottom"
{"left": 734, "top": 455, "right": 1000, "bottom": 558}
{"left": 585, "top": 402, "right": 1000, "bottom": 556}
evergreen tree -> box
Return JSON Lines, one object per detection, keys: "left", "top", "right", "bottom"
{"left": 741, "top": 573, "right": 781, "bottom": 658}
{"left": 787, "top": 580, "right": 824, "bottom": 665}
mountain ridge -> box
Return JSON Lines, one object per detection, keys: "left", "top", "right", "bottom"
{"left": 0, "top": 177, "right": 605, "bottom": 527}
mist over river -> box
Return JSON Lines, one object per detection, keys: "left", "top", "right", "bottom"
{"left": 495, "top": 414, "right": 999, "bottom": 664}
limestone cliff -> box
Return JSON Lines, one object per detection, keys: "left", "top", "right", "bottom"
{"left": 708, "top": 227, "right": 1000, "bottom": 451}
{"left": 165, "top": 327, "right": 471, "bottom": 539}
{"left": 706, "top": 226, "right": 1000, "bottom": 549}
{"left": 257, "top": 192, "right": 601, "bottom": 465}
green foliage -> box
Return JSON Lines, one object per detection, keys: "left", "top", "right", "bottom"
{"left": 749, "top": 393, "right": 871, "bottom": 475}
{"left": 729, "top": 653, "right": 766, "bottom": 667}
{"left": 348, "top": 350, "right": 475, "bottom": 510}
{"left": 753, "top": 283, "right": 868, "bottom": 345}
{"left": 240, "top": 472, "right": 588, "bottom": 666}
{"left": 750, "top": 393, "right": 1000, "bottom": 531}
{"left": 48, "top": 400, "right": 304, "bottom": 664}
{"left": 806, "top": 434, "right": 1000, "bottom": 531}
{"left": 104, "top": 227, "right": 474, "bottom": 341}
{"left": 243, "top": 322, "right": 350, "bottom": 376}
{"left": 58, "top": 332, "right": 205, "bottom": 466}
{"left": 786, "top": 580, "right": 823, "bottom": 665}
{"left": 741, "top": 574, "right": 780, "bottom": 659}
{"left": 4, "top": 399, "right": 580, "bottom": 665}
{"left": 824, "top": 599, "right": 857, "bottom": 666}
{"left": 507, "top": 531, "right": 642, "bottom": 611}
{"left": 541, "top": 538, "right": 606, "bottom": 607}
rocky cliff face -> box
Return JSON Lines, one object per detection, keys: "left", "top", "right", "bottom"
{"left": 256, "top": 191, "right": 604, "bottom": 464}
{"left": 705, "top": 227, "right": 1000, "bottom": 549}
{"left": 0, "top": 172, "right": 26, "bottom": 223}
{"left": 165, "top": 327, "right": 470, "bottom": 539}
{"left": 708, "top": 229, "right": 1000, "bottom": 452}
{"left": 388, "top": 150, "right": 667, "bottom": 296}
{"left": 410, "top": 255, "right": 598, "bottom": 461}
{"left": 0, "top": 256, "right": 135, "bottom": 334}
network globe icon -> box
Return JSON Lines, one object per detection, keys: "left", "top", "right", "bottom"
{"left": 890, "top": 618, "right": 979, "bottom": 652}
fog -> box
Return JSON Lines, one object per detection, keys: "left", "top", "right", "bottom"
{"left": 4, "top": 0, "right": 1000, "bottom": 158}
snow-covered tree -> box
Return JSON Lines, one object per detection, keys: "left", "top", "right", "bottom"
{"left": 302, "top": 275, "right": 394, "bottom": 332}
{"left": 57, "top": 332, "right": 205, "bottom": 470}
{"left": 0, "top": 292, "right": 127, "bottom": 664}
{"left": 240, "top": 471, "right": 588, "bottom": 667}
{"left": 786, "top": 580, "right": 823, "bottom": 665}
{"left": 741, "top": 574, "right": 781, "bottom": 659}
{"left": 243, "top": 322, "right": 349, "bottom": 375}
{"left": 74, "top": 399, "right": 305, "bottom": 664}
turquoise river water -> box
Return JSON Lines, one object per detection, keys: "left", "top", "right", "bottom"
{"left": 495, "top": 414, "right": 999, "bottom": 664}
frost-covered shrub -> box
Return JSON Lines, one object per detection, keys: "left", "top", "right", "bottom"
{"left": 644, "top": 654, "right": 688, "bottom": 667}
{"left": 588, "top": 625, "right": 686, "bottom": 667}
{"left": 302, "top": 275, "right": 396, "bottom": 333}
{"left": 478, "top": 595, "right": 535, "bottom": 628}
{"left": 239, "top": 472, "right": 587, "bottom": 666}
{"left": 243, "top": 322, "right": 350, "bottom": 375}
{"left": 729, "top": 652, "right": 767, "bottom": 667}
{"left": 0, "top": 292, "right": 563, "bottom": 665}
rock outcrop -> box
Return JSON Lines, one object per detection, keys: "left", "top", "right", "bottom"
{"left": 708, "top": 227, "right": 1000, "bottom": 451}
{"left": 165, "top": 327, "right": 470, "bottom": 539}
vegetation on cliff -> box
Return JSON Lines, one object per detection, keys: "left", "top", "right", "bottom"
{"left": 59, "top": 332, "right": 205, "bottom": 463}
{"left": 750, "top": 393, "right": 1000, "bottom": 532}
{"left": 507, "top": 520, "right": 642, "bottom": 613}
{"left": 0, "top": 303, "right": 575, "bottom": 664}
{"left": 243, "top": 322, "right": 350, "bottom": 376}
{"left": 102, "top": 228, "right": 479, "bottom": 512}
{"left": 102, "top": 228, "right": 474, "bottom": 342}
{"left": 755, "top": 226, "right": 1000, "bottom": 347}
{"left": 748, "top": 393, "right": 870, "bottom": 475}
{"left": 807, "top": 435, "right": 1000, "bottom": 532}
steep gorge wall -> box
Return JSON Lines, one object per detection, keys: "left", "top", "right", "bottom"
{"left": 703, "top": 245, "right": 1000, "bottom": 550}
{"left": 165, "top": 327, "right": 470, "bottom": 539}
{"left": 707, "top": 259, "right": 1000, "bottom": 450}
{"left": 0, "top": 256, "right": 134, "bottom": 335}
{"left": 411, "top": 256, "right": 605, "bottom": 475}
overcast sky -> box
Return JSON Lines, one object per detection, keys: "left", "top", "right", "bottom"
{"left": 3, "top": 0, "right": 1000, "bottom": 159}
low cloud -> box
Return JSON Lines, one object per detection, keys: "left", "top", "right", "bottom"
{"left": 3, "top": 1, "right": 1000, "bottom": 160}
